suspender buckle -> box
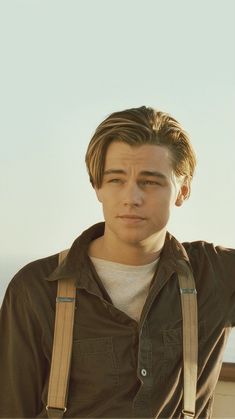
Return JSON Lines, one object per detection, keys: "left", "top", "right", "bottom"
{"left": 46, "top": 405, "right": 67, "bottom": 412}
{"left": 182, "top": 409, "right": 195, "bottom": 418}
{"left": 56, "top": 297, "right": 76, "bottom": 303}
{"left": 46, "top": 405, "right": 67, "bottom": 418}
{"left": 180, "top": 288, "right": 197, "bottom": 294}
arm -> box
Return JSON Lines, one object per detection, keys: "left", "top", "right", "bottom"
{"left": 0, "top": 278, "right": 47, "bottom": 418}
{"left": 213, "top": 245, "right": 235, "bottom": 327}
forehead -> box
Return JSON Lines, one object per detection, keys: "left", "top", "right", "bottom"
{"left": 104, "top": 141, "right": 174, "bottom": 173}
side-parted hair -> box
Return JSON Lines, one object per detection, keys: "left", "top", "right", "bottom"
{"left": 85, "top": 106, "right": 196, "bottom": 196}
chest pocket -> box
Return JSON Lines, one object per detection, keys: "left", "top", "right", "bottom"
{"left": 163, "top": 327, "right": 183, "bottom": 360}
{"left": 161, "top": 321, "right": 206, "bottom": 377}
{"left": 69, "top": 337, "right": 119, "bottom": 402}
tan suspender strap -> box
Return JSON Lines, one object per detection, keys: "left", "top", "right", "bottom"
{"left": 178, "top": 260, "right": 198, "bottom": 419}
{"left": 46, "top": 252, "right": 197, "bottom": 418}
{"left": 46, "top": 250, "right": 76, "bottom": 418}
{"left": 58, "top": 249, "right": 70, "bottom": 265}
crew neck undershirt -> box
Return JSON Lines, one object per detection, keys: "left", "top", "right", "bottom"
{"left": 90, "top": 257, "right": 160, "bottom": 322}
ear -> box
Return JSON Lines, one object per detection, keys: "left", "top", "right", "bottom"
{"left": 175, "top": 178, "right": 190, "bottom": 207}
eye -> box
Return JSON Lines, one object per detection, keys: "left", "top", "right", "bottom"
{"left": 108, "top": 178, "right": 122, "bottom": 183}
{"left": 140, "top": 180, "right": 161, "bottom": 186}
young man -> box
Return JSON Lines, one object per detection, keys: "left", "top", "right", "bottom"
{"left": 0, "top": 106, "right": 234, "bottom": 418}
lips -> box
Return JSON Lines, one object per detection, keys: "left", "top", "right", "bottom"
{"left": 118, "top": 215, "right": 145, "bottom": 220}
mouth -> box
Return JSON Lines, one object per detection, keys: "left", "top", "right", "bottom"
{"left": 117, "top": 215, "right": 146, "bottom": 223}
{"left": 118, "top": 214, "right": 145, "bottom": 219}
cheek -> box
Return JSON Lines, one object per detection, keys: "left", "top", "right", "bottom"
{"left": 150, "top": 191, "right": 173, "bottom": 207}
{"left": 95, "top": 188, "right": 103, "bottom": 203}
{"left": 101, "top": 197, "right": 115, "bottom": 213}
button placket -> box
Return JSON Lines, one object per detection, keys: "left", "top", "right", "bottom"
{"left": 138, "top": 322, "right": 152, "bottom": 383}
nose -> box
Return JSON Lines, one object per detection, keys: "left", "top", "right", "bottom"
{"left": 122, "top": 182, "right": 143, "bottom": 207}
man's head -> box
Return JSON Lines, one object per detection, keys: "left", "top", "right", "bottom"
{"left": 85, "top": 105, "right": 196, "bottom": 197}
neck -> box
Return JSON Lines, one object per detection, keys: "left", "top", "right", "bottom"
{"left": 89, "top": 230, "right": 166, "bottom": 266}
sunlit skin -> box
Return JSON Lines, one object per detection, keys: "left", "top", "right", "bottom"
{"left": 89, "top": 142, "right": 189, "bottom": 265}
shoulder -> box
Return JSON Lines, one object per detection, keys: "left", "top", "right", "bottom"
{"left": 182, "top": 240, "right": 235, "bottom": 263}
{"left": 4, "top": 253, "right": 59, "bottom": 305}
{"left": 181, "top": 240, "right": 235, "bottom": 293}
{"left": 0, "top": 254, "right": 61, "bottom": 364}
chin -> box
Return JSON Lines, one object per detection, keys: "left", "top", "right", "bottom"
{"left": 116, "top": 230, "right": 149, "bottom": 245}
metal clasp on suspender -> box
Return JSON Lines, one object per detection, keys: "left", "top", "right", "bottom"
{"left": 182, "top": 409, "right": 195, "bottom": 418}
{"left": 180, "top": 288, "right": 197, "bottom": 294}
{"left": 56, "top": 297, "right": 76, "bottom": 303}
{"left": 46, "top": 405, "right": 67, "bottom": 412}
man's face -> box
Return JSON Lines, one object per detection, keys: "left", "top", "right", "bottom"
{"left": 95, "top": 141, "right": 188, "bottom": 247}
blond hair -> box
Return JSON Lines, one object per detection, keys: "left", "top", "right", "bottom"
{"left": 85, "top": 106, "right": 196, "bottom": 195}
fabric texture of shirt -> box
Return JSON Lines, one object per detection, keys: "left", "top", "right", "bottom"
{"left": 0, "top": 222, "right": 235, "bottom": 418}
{"left": 90, "top": 256, "right": 159, "bottom": 322}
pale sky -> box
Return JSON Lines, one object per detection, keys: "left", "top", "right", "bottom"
{"left": 0, "top": 0, "right": 235, "bottom": 360}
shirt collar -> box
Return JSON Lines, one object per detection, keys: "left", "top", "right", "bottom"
{"left": 46, "top": 222, "right": 190, "bottom": 286}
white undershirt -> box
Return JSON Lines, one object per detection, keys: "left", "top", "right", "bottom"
{"left": 90, "top": 257, "right": 159, "bottom": 322}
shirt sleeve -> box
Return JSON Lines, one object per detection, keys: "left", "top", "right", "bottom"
{"left": 0, "top": 277, "right": 48, "bottom": 418}
{"left": 212, "top": 245, "right": 235, "bottom": 327}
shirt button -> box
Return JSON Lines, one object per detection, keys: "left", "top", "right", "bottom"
{"left": 141, "top": 368, "right": 147, "bottom": 377}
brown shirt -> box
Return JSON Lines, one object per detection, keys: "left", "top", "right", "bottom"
{"left": 0, "top": 222, "right": 235, "bottom": 418}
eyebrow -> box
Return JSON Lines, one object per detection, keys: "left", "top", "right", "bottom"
{"left": 103, "top": 169, "right": 167, "bottom": 180}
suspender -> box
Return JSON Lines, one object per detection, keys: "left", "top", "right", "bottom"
{"left": 178, "top": 260, "right": 198, "bottom": 419}
{"left": 46, "top": 252, "right": 198, "bottom": 419}
{"left": 46, "top": 250, "right": 75, "bottom": 419}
